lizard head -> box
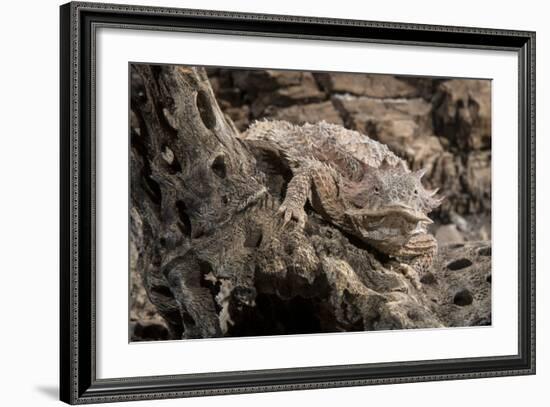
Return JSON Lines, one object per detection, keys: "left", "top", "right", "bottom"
{"left": 342, "top": 159, "right": 443, "bottom": 242}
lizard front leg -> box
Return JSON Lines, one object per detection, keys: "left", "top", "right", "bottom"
{"left": 279, "top": 160, "right": 341, "bottom": 229}
{"left": 279, "top": 169, "right": 311, "bottom": 229}
{"left": 394, "top": 233, "right": 438, "bottom": 289}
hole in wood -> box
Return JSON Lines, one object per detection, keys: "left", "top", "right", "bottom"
{"left": 453, "top": 289, "right": 473, "bottom": 306}
{"left": 160, "top": 145, "right": 182, "bottom": 174}
{"left": 420, "top": 272, "right": 437, "bottom": 285}
{"left": 143, "top": 174, "right": 162, "bottom": 205}
{"left": 176, "top": 200, "right": 192, "bottom": 237}
{"left": 478, "top": 246, "right": 491, "bottom": 256}
{"left": 196, "top": 89, "right": 217, "bottom": 130}
{"left": 211, "top": 155, "right": 227, "bottom": 179}
{"left": 446, "top": 258, "right": 472, "bottom": 270}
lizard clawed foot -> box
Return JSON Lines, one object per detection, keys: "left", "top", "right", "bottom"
{"left": 397, "top": 263, "right": 422, "bottom": 290}
{"left": 278, "top": 203, "right": 307, "bottom": 229}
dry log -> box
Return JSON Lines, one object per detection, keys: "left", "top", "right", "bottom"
{"left": 130, "top": 64, "right": 490, "bottom": 340}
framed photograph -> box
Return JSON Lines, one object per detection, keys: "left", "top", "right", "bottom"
{"left": 60, "top": 1, "right": 535, "bottom": 404}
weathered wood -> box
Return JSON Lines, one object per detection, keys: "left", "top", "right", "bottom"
{"left": 130, "top": 64, "right": 490, "bottom": 340}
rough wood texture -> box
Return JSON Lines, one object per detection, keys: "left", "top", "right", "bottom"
{"left": 130, "top": 65, "right": 490, "bottom": 340}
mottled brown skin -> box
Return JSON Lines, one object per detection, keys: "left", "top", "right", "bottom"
{"left": 242, "top": 120, "right": 443, "bottom": 286}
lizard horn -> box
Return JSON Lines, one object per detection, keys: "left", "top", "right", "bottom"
{"left": 429, "top": 188, "right": 439, "bottom": 196}
{"left": 414, "top": 168, "right": 427, "bottom": 179}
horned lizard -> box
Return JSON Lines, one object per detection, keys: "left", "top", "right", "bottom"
{"left": 241, "top": 120, "right": 443, "bottom": 287}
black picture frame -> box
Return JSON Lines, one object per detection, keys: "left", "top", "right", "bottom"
{"left": 60, "top": 1, "right": 536, "bottom": 404}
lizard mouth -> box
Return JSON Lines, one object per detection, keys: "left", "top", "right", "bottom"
{"left": 346, "top": 203, "right": 433, "bottom": 224}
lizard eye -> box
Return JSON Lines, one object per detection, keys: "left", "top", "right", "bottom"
{"left": 414, "top": 189, "right": 418, "bottom": 195}
{"left": 373, "top": 186, "right": 380, "bottom": 194}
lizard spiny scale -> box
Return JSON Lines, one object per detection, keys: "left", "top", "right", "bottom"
{"left": 242, "top": 119, "right": 443, "bottom": 284}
